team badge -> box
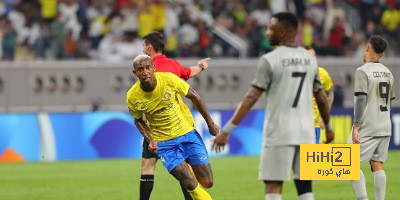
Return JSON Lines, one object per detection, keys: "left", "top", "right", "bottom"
{"left": 164, "top": 92, "right": 171, "bottom": 100}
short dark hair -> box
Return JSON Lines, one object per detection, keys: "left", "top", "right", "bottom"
{"left": 304, "top": 46, "right": 313, "bottom": 50}
{"left": 143, "top": 31, "right": 165, "bottom": 53}
{"left": 272, "top": 12, "right": 298, "bottom": 32}
{"left": 368, "top": 35, "right": 387, "bottom": 54}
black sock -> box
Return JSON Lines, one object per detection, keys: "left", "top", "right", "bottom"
{"left": 294, "top": 179, "right": 312, "bottom": 196}
{"left": 140, "top": 175, "right": 154, "bottom": 200}
{"left": 180, "top": 182, "right": 193, "bottom": 200}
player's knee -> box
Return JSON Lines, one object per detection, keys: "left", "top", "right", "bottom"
{"left": 141, "top": 158, "right": 157, "bottom": 174}
{"left": 294, "top": 179, "right": 312, "bottom": 195}
{"left": 264, "top": 181, "right": 283, "bottom": 193}
{"left": 199, "top": 178, "right": 213, "bottom": 188}
{"left": 369, "top": 160, "right": 383, "bottom": 172}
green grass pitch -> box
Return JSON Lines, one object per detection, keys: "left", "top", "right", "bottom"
{"left": 0, "top": 151, "right": 399, "bottom": 200}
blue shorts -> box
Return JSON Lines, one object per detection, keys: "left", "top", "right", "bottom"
{"left": 157, "top": 130, "right": 209, "bottom": 173}
{"left": 315, "top": 128, "right": 321, "bottom": 144}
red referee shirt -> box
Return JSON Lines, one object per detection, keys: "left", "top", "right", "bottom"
{"left": 152, "top": 54, "right": 192, "bottom": 80}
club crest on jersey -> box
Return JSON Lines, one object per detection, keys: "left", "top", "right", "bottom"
{"left": 164, "top": 92, "right": 171, "bottom": 100}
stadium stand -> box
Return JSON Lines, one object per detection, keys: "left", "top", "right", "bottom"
{"left": 0, "top": 58, "right": 399, "bottom": 112}
{"left": 0, "top": 0, "right": 400, "bottom": 60}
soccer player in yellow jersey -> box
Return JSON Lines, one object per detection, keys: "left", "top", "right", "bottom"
{"left": 127, "top": 55, "right": 219, "bottom": 200}
{"left": 305, "top": 46, "right": 334, "bottom": 144}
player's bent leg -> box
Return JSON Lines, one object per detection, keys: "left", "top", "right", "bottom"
{"left": 294, "top": 180, "right": 314, "bottom": 200}
{"left": 191, "top": 164, "right": 214, "bottom": 188}
{"left": 180, "top": 162, "right": 194, "bottom": 200}
{"left": 171, "top": 162, "right": 198, "bottom": 190}
{"left": 264, "top": 181, "right": 283, "bottom": 200}
{"left": 171, "top": 162, "right": 212, "bottom": 200}
{"left": 184, "top": 130, "right": 213, "bottom": 188}
{"left": 370, "top": 160, "right": 385, "bottom": 200}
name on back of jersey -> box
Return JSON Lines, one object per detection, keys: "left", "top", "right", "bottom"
{"left": 282, "top": 58, "right": 311, "bottom": 67}
{"left": 372, "top": 71, "right": 392, "bottom": 78}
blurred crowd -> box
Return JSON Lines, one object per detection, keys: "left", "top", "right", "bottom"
{"left": 0, "top": 0, "right": 400, "bottom": 61}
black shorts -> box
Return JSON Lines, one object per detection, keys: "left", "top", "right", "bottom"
{"left": 142, "top": 140, "right": 158, "bottom": 159}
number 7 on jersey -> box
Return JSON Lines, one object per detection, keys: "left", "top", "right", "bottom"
{"left": 292, "top": 72, "right": 307, "bottom": 108}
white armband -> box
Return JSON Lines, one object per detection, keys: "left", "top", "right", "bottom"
{"left": 325, "top": 122, "right": 332, "bottom": 132}
{"left": 222, "top": 121, "right": 237, "bottom": 135}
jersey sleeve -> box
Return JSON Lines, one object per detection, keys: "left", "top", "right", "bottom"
{"left": 251, "top": 56, "right": 272, "bottom": 91}
{"left": 313, "top": 69, "right": 323, "bottom": 93}
{"left": 175, "top": 60, "right": 191, "bottom": 80}
{"left": 129, "top": 108, "right": 141, "bottom": 119}
{"left": 391, "top": 76, "right": 396, "bottom": 100}
{"left": 127, "top": 101, "right": 141, "bottom": 120}
{"left": 319, "top": 67, "right": 333, "bottom": 92}
{"left": 354, "top": 69, "right": 368, "bottom": 96}
{"left": 126, "top": 92, "right": 142, "bottom": 119}
{"left": 169, "top": 73, "right": 190, "bottom": 96}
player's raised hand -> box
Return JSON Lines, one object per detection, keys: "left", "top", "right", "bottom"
{"left": 212, "top": 132, "right": 229, "bottom": 153}
{"left": 148, "top": 139, "right": 158, "bottom": 153}
{"left": 324, "top": 130, "right": 334, "bottom": 144}
{"left": 352, "top": 124, "right": 360, "bottom": 144}
{"left": 208, "top": 123, "right": 220, "bottom": 136}
{"left": 197, "top": 58, "right": 211, "bottom": 70}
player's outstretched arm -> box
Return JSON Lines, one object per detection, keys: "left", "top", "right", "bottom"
{"left": 134, "top": 118, "right": 157, "bottom": 152}
{"left": 185, "top": 87, "right": 220, "bottom": 136}
{"left": 314, "top": 89, "right": 334, "bottom": 144}
{"left": 189, "top": 58, "right": 211, "bottom": 78}
{"left": 212, "top": 86, "right": 263, "bottom": 153}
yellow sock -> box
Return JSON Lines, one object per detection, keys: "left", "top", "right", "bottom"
{"left": 188, "top": 164, "right": 196, "bottom": 179}
{"left": 187, "top": 184, "right": 212, "bottom": 200}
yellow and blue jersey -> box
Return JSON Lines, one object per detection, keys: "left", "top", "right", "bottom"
{"left": 127, "top": 72, "right": 195, "bottom": 142}
{"left": 312, "top": 67, "right": 333, "bottom": 128}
